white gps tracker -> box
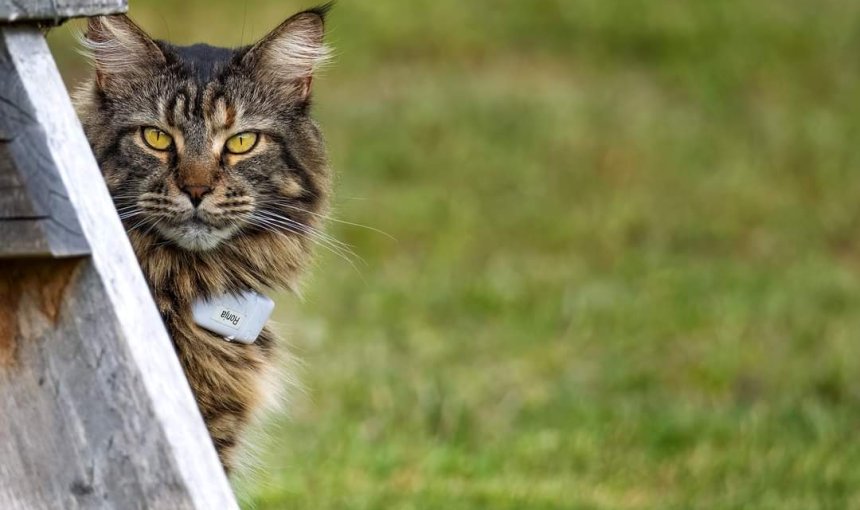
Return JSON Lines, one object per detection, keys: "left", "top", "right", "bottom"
{"left": 191, "top": 290, "right": 275, "bottom": 344}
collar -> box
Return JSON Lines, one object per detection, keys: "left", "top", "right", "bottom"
{"left": 191, "top": 290, "right": 275, "bottom": 344}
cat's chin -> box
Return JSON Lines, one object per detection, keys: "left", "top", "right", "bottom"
{"left": 158, "top": 222, "right": 239, "bottom": 251}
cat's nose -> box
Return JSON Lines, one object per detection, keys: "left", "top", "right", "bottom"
{"left": 181, "top": 185, "right": 212, "bottom": 207}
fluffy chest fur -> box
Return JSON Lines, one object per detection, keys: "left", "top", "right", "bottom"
{"left": 130, "top": 231, "right": 308, "bottom": 469}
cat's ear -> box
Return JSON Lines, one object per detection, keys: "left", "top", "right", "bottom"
{"left": 82, "top": 15, "right": 166, "bottom": 92}
{"left": 242, "top": 4, "right": 332, "bottom": 100}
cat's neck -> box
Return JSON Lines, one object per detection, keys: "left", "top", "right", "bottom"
{"left": 128, "top": 230, "right": 307, "bottom": 308}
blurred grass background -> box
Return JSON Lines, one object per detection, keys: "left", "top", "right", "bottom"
{"left": 48, "top": 1, "right": 860, "bottom": 508}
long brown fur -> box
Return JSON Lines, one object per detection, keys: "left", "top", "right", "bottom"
{"left": 73, "top": 5, "right": 334, "bottom": 472}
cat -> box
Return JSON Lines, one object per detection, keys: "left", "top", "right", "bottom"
{"left": 73, "top": 4, "right": 333, "bottom": 473}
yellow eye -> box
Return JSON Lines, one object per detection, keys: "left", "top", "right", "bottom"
{"left": 142, "top": 127, "right": 173, "bottom": 151}
{"left": 225, "top": 132, "right": 258, "bottom": 155}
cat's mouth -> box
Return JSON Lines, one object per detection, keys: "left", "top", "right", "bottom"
{"left": 188, "top": 215, "right": 209, "bottom": 226}
{"left": 157, "top": 216, "right": 240, "bottom": 251}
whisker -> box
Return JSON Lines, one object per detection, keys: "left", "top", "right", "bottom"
{"left": 254, "top": 210, "right": 364, "bottom": 264}
{"left": 118, "top": 210, "right": 145, "bottom": 221}
{"left": 256, "top": 209, "right": 355, "bottom": 249}
{"left": 247, "top": 214, "right": 363, "bottom": 274}
{"left": 266, "top": 200, "right": 396, "bottom": 241}
{"left": 251, "top": 214, "right": 341, "bottom": 253}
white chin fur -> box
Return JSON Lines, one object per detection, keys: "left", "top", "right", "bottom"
{"left": 159, "top": 223, "right": 238, "bottom": 251}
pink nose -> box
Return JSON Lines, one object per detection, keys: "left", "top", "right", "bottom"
{"left": 181, "top": 185, "right": 212, "bottom": 206}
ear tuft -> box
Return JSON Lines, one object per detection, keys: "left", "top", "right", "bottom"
{"left": 80, "top": 15, "right": 165, "bottom": 90}
{"left": 305, "top": 1, "right": 335, "bottom": 21}
{"left": 243, "top": 4, "right": 333, "bottom": 99}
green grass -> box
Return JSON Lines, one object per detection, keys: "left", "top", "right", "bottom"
{"left": 49, "top": 1, "right": 860, "bottom": 508}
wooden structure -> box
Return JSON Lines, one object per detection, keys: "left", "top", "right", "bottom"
{"left": 0, "top": 2, "right": 238, "bottom": 508}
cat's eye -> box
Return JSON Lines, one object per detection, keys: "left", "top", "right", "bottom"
{"left": 225, "top": 132, "right": 258, "bottom": 155}
{"left": 142, "top": 127, "right": 173, "bottom": 151}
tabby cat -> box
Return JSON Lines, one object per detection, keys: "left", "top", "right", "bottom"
{"left": 74, "top": 5, "right": 332, "bottom": 473}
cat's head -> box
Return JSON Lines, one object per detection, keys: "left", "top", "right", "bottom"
{"left": 75, "top": 6, "right": 331, "bottom": 252}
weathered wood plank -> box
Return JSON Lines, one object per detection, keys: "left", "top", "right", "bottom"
{"left": 0, "top": 0, "right": 126, "bottom": 23}
{"left": 0, "top": 145, "right": 37, "bottom": 217}
{"left": 0, "top": 28, "right": 89, "bottom": 257}
{"left": 0, "top": 26, "right": 238, "bottom": 509}
{"left": 0, "top": 218, "right": 56, "bottom": 256}
{"left": 0, "top": 259, "right": 194, "bottom": 509}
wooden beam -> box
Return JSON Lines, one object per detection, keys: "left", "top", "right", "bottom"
{"left": 0, "top": 0, "right": 126, "bottom": 24}
{"left": 0, "top": 26, "right": 238, "bottom": 509}
{"left": 0, "top": 34, "right": 89, "bottom": 258}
